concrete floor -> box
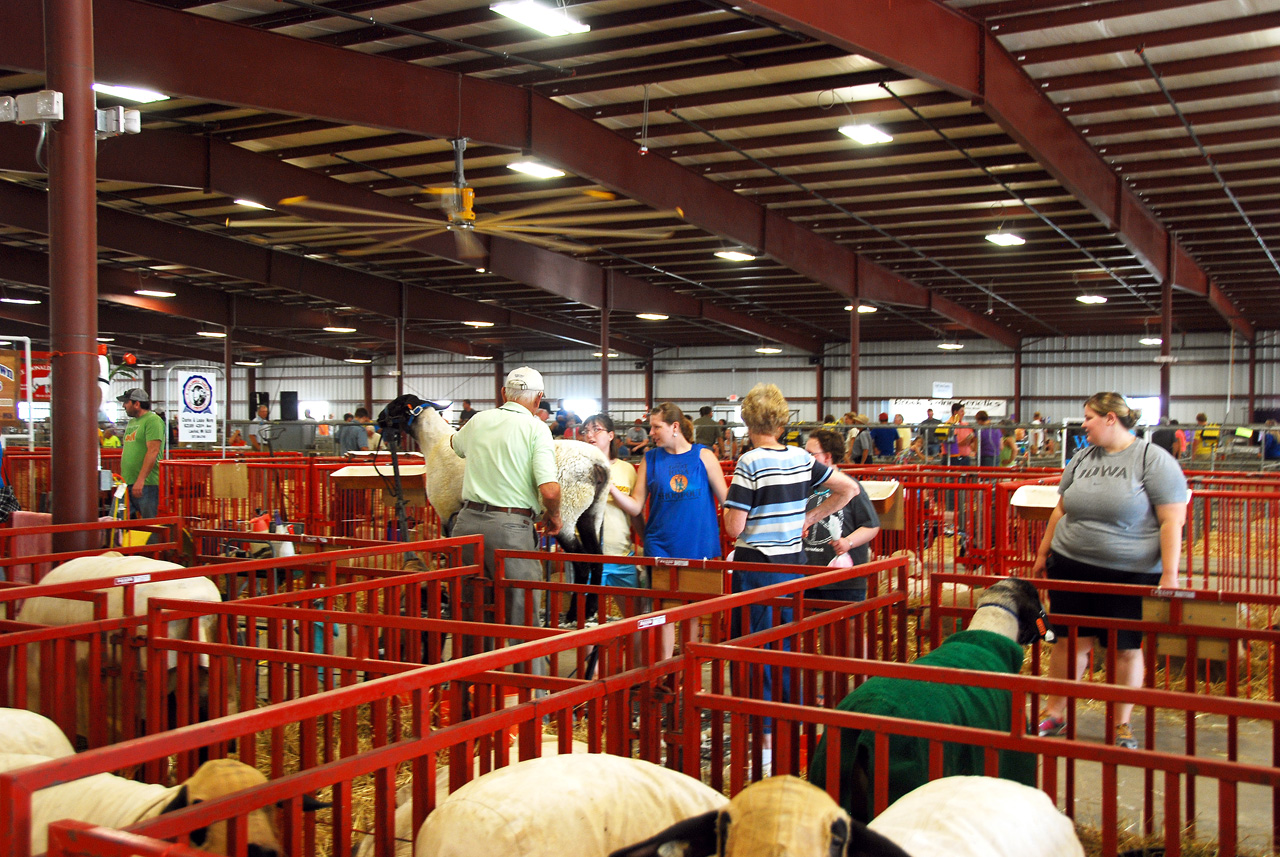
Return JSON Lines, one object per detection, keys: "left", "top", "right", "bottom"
{"left": 1048, "top": 706, "right": 1276, "bottom": 855}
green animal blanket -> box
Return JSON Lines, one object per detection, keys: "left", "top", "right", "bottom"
{"left": 807, "top": 629, "right": 1036, "bottom": 820}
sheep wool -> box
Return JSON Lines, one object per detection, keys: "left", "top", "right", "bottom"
{"left": 866, "top": 776, "right": 1084, "bottom": 857}
{"left": 0, "top": 708, "right": 75, "bottom": 759}
{"left": 414, "top": 753, "right": 727, "bottom": 857}
{"left": 401, "top": 397, "right": 609, "bottom": 553}
{"left": 0, "top": 755, "right": 289, "bottom": 857}
{"left": 355, "top": 738, "right": 590, "bottom": 857}
{"left": 16, "top": 553, "right": 224, "bottom": 739}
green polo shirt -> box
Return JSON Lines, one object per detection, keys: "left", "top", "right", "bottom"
{"left": 122, "top": 410, "right": 166, "bottom": 485}
{"left": 451, "top": 401, "right": 557, "bottom": 511}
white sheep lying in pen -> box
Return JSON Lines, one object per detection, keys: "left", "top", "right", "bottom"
{"left": 413, "top": 753, "right": 727, "bottom": 857}
{"left": 383, "top": 394, "right": 610, "bottom": 558}
{"left": 611, "top": 774, "right": 1082, "bottom": 857}
{"left": 865, "top": 776, "right": 1083, "bottom": 857}
{"left": 0, "top": 708, "right": 75, "bottom": 759}
{"left": 355, "top": 737, "right": 589, "bottom": 857}
{"left": 0, "top": 754, "right": 326, "bottom": 857}
{"left": 14, "top": 552, "right": 223, "bottom": 740}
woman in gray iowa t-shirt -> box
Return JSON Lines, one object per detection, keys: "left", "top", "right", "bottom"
{"left": 1031, "top": 392, "right": 1188, "bottom": 749}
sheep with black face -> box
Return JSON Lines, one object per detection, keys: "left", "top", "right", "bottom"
{"left": 808, "top": 577, "right": 1052, "bottom": 822}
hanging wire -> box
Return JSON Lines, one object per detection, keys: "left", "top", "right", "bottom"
{"left": 33, "top": 125, "right": 49, "bottom": 171}
{"left": 1137, "top": 46, "right": 1280, "bottom": 281}
{"left": 666, "top": 107, "right": 1063, "bottom": 336}
{"left": 638, "top": 85, "right": 652, "bottom": 155}
{"left": 877, "top": 82, "right": 1160, "bottom": 315}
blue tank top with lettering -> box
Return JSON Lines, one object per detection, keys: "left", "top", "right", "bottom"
{"left": 643, "top": 444, "right": 721, "bottom": 560}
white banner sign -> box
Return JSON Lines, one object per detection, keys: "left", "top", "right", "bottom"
{"left": 178, "top": 371, "right": 217, "bottom": 443}
{"left": 890, "top": 398, "right": 1008, "bottom": 423}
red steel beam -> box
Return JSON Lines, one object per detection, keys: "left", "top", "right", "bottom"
{"left": 0, "top": 182, "right": 624, "bottom": 358}
{"left": 0, "top": 0, "right": 1018, "bottom": 348}
{"left": 731, "top": 0, "right": 1255, "bottom": 341}
{"left": 0, "top": 125, "right": 654, "bottom": 357}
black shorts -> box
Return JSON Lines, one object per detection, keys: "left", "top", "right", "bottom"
{"left": 1045, "top": 551, "right": 1159, "bottom": 650}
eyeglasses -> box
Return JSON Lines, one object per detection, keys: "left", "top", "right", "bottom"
{"left": 581, "top": 426, "right": 607, "bottom": 437}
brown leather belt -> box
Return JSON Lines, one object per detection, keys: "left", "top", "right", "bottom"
{"left": 461, "top": 500, "right": 536, "bottom": 519}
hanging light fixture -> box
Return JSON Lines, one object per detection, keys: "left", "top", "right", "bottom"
{"left": 838, "top": 124, "right": 893, "bottom": 145}
{"left": 636, "top": 312, "right": 668, "bottom": 321}
{"left": 235, "top": 359, "right": 263, "bottom": 367}
{"left": 507, "top": 160, "right": 566, "bottom": 179}
{"left": 843, "top": 304, "right": 878, "bottom": 313}
{"left": 984, "top": 202, "right": 1025, "bottom": 246}
{"left": 491, "top": 0, "right": 589, "bottom": 36}
{"left": 714, "top": 248, "right": 756, "bottom": 262}
{"left": 937, "top": 340, "right": 964, "bottom": 351}
{"left": 755, "top": 346, "right": 782, "bottom": 354}
{"left": 344, "top": 357, "right": 372, "bottom": 364}
{"left": 463, "top": 320, "right": 495, "bottom": 328}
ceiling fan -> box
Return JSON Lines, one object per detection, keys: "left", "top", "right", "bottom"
{"left": 226, "top": 138, "right": 682, "bottom": 260}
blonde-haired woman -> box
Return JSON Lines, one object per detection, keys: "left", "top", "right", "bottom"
{"left": 1032, "top": 392, "right": 1187, "bottom": 749}
{"left": 612, "top": 401, "right": 728, "bottom": 658}
{"left": 723, "top": 384, "right": 857, "bottom": 756}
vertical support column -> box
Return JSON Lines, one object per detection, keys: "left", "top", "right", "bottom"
{"left": 245, "top": 367, "right": 256, "bottom": 420}
{"left": 363, "top": 364, "right": 373, "bottom": 415}
{"left": 223, "top": 334, "right": 232, "bottom": 446}
{"left": 600, "top": 306, "right": 610, "bottom": 414}
{"left": 1013, "top": 344, "right": 1023, "bottom": 421}
{"left": 1160, "top": 275, "right": 1173, "bottom": 420}
{"left": 814, "top": 357, "right": 825, "bottom": 421}
{"left": 849, "top": 305, "right": 861, "bottom": 413}
{"left": 45, "top": 0, "right": 98, "bottom": 548}
{"left": 396, "top": 286, "right": 406, "bottom": 398}
{"left": 644, "top": 360, "right": 654, "bottom": 410}
{"left": 494, "top": 361, "right": 503, "bottom": 405}
{"left": 1247, "top": 340, "right": 1257, "bottom": 421}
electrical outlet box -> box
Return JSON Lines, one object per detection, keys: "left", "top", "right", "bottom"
{"left": 0, "top": 96, "right": 15, "bottom": 124}
{"left": 122, "top": 108, "right": 140, "bottom": 135}
{"left": 96, "top": 105, "right": 125, "bottom": 139}
{"left": 16, "top": 89, "right": 63, "bottom": 124}
{"left": 99, "top": 469, "right": 115, "bottom": 491}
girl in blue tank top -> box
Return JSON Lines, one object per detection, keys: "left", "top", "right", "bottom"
{"left": 610, "top": 403, "right": 730, "bottom": 659}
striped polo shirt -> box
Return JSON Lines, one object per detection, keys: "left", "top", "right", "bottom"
{"left": 725, "top": 445, "right": 833, "bottom": 558}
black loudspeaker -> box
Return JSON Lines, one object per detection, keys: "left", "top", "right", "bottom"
{"left": 250, "top": 391, "right": 268, "bottom": 420}
{"left": 279, "top": 391, "right": 299, "bottom": 422}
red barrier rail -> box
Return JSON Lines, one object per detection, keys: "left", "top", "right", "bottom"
{"left": 0, "top": 517, "right": 181, "bottom": 586}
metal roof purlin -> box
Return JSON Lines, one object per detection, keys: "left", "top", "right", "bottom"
{"left": 0, "top": 0, "right": 1015, "bottom": 349}
{"left": 731, "top": 0, "right": 1255, "bottom": 341}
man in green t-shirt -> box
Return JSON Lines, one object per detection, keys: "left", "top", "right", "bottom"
{"left": 118, "top": 388, "right": 165, "bottom": 519}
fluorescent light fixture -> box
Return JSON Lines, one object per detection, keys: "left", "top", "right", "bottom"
{"left": 985, "top": 231, "right": 1026, "bottom": 247}
{"left": 344, "top": 357, "right": 372, "bottom": 364}
{"left": 464, "top": 354, "right": 494, "bottom": 360}
{"left": 233, "top": 199, "right": 270, "bottom": 210}
{"left": 636, "top": 312, "right": 668, "bottom": 321}
{"left": 92, "top": 83, "right": 169, "bottom": 104}
{"left": 491, "top": 0, "right": 589, "bottom": 36}
{"left": 1076, "top": 294, "right": 1107, "bottom": 305}
{"left": 324, "top": 325, "right": 357, "bottom": 333}
{"left": 134, "top": 289, "right": 176, "bottom": 298}
{"left": 714, "top": 249, "right": 756, "bottom": 262}
{"left": 463, "top": 320, "right": 495, "bottom": 328}
{"left": 844, "top": 304, "right": 878, "bottom": 313}
{"left": 507, "top": 160, "right": 566, "bottom": 179}
{"left": 838, "top": 124, "right": 893, "bottom": 145}
{"left": 0, "top": 296, "right": 41, "bottom": 305}
{"left": 196, "top": 330, "right": 227, "bottom": 338}
{"left": 97, "top": 337, "right": 115, "bottom": 342}
{"left": 235, "top": 360, "right": 263, "bottom": 367}
{"left": 937, "top": 341, "right": 965, "bottom": 350}
{"left": 475, "top": 267, "right": 486, "bottom": 274}
{"left": 755, "top": 346, "right": 782, "bottom": 354}
{"left": 1139, "top": 337, "right": 1162, "bottom": 346}
{"left": 593, "top": 351, "right": 620, "bottom": 358}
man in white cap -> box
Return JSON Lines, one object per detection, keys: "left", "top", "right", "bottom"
{"left": 450, "top": 366, "right": 560, "bottom": 670}
{"left": 117, "top": 387, "right": 165, "bottom": 520}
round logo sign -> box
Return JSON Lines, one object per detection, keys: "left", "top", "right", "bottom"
{"left": 182, "top": 374, "right": 214, "bottom": 413}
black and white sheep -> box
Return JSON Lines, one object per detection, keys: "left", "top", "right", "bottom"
{"left": 0, "top": 708, "right": 75, "bottom": 759}
{"left": 0, "top": 754, "right": 326, "bottom": 857}
{"left": 611, "top": 774, "right": 1082, "bottom": 857}
{"left": 385, "top": 395, "right": 611, "bottom": 602}
{"left": 412, "top": 753, "right": 727, "bottom": 857}
{"left": 808, "top": 577, "right": 1052, "bottom": 822}
{"left": 14, "top": 552, "right": 223, "bottom": 741}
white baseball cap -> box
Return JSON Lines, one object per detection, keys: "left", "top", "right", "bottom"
{"left": 504, "top": 366, "right": 544, "bottom": 393}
